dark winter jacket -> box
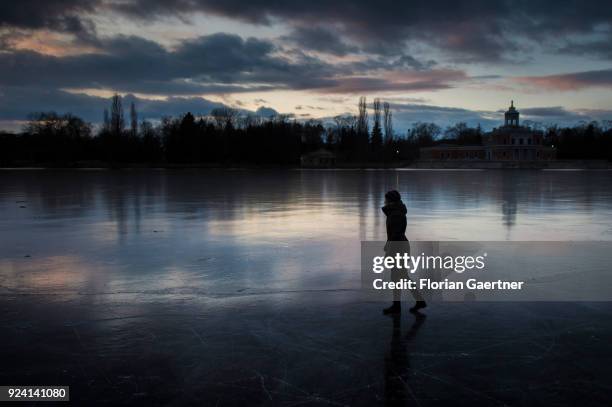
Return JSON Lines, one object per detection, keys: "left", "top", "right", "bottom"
{"left": 382, "top": 201, "right": 408, "bottom": 241}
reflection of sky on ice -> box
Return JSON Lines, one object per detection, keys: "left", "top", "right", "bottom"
{"left": 1, "top": 169, "right": 611, "bottom": 302}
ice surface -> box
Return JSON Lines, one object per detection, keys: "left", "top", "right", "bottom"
{"left": 0, "top": 169, "right": 611, "bottom": 405}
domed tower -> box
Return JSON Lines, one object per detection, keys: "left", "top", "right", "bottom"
{"left": 504, "top": 100, "right": 519, "bottom": 127}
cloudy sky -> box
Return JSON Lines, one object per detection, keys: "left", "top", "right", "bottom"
{"left": 1, "top": 0, "right": 612, "bottom": 132}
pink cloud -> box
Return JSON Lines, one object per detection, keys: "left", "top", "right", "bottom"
{"left": 319, "top": 69, "right": 467, "bottom": 93}
{"left": 516, "top": 69, "right": 612, "bottom": 91}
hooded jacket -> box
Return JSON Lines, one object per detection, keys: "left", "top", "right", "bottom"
{"left": 382, "top": 201, "right": 408, "bottom": 241}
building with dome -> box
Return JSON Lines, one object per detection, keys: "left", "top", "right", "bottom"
{"left": 420, "top": 102, "right": 556, "bottom": 162}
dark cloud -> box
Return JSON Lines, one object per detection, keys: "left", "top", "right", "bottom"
{"left": 0, "top": 0, "right": 97, "bottom": 39}
{"left": 1, "top": 1, "right": 611, "bottom": 62}
{"left": 0, "top": 86, "right": 226, "bottom": 123}
{"left": 521, "top": 106, "right": 576, "bottom": 117}
{"left": 0, "top": 34, "right": 331, "bottom": 94}
{"left": 516, "top": 69, "right": 612, "bottom": 91}
{"left": 0, "top": 32, "right": 467, "bottom": 96}
{"left": 349, "top": 55, "right": 437, "bottom": 72}
{"left": 388, "top": 102, "right": 498, "bottom": 130}
{"left": 107, "top": 0, "right": 612, "bottom": 62}
{"left": 318, "top": 69, "right": 466, "bottom": 93}
{"left": 282, "top": 26, "right": 358, "bottom": 56}
{"left": 573, "top": 109, "right": 612, "bottom": 123}
{"left": 0, "top": 87, "right": 106, "bottom": 122}
{"left": 557, "top": 35, "right": 612, "bottom": 60}
{"left": 519, "top": 106, "right": 612, "bottom": 125}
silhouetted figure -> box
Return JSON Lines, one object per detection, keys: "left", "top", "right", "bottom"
{"left": 381, "top": 190, "right": 426, "bottom": 314}
{"left": 384, "top": 312, "right": 426, "bottom": 406}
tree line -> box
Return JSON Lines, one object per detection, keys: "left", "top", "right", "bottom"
{"left": 0, "top": 94, "right": 611, "bottom": 166}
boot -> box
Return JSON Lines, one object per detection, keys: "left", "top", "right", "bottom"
{"left": 383, "top": 301, "right": 401, "bottom": 315}
{"left": 409, "top": 301, "right": 427, "bottom": 313}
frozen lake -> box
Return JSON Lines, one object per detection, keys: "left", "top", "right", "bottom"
{"left": 2, "top": 169, "right": 611, "bottom": 296}
{"left": 1, "top": 169, "right": 611, "bottom": 405}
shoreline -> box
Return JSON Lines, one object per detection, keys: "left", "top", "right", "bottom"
{"left": 411, "top": 159, "right": 612, "bottom": 169}
{"left": 1, "top": 161, "right": 611, "bottom": 170}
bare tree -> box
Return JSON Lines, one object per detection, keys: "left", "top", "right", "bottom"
{"left": 357, "top": 96, "right": 368, "bottom": 137}
{"left": 334, "top": 114, "right": 357, "bottom": 130}
{"left": 110, "top": 93, "right": 124, "bottom": 137}
{"left": 103, "top": 108, "right": 110, "bottom": 133}
{"left": 130, "top": 102, "right": 138, "bottom": 137}
{"left": 240, "top": 113, "right": 260, "bottom": 128}
{"left": 211, "top": 107, "right": 238, "bottom": 129}
{"left": 26, "top": 112, "right": 91, "bottom": 139}
{"left": 371, "top": 98, "right": 383, "bottom": 150}
{"left": 383, "top": 102, "right": 393, "bottom": 143}
{"left": 409, "top": 122, "right": 441, "bottom": 146}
